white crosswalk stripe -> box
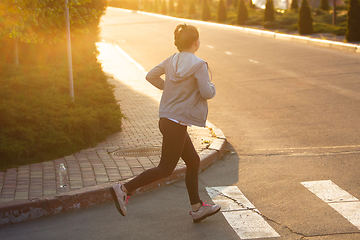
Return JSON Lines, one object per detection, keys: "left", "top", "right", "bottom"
{"left": 206, "top": 186, "right": 281, "bottom": 239}
{"left": 301, "top": 180, "right": 360, "bottom": 230}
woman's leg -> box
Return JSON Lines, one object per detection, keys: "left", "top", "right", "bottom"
{"left": 124, "top": 118, "right": 187, "bottom": 193}
{"left": 181, "top": 133, "right": 201, "bottom": 205}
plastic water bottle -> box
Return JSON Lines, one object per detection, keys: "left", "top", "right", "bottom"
{"left": 59, "top": 163, "right": 67, "bottom": 188}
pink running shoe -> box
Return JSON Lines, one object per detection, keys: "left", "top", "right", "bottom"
{"left": 190, "top": 202, "right": 221, "bottom": 223}
{"left": 110, "top": 183, "right": 129, "bottom": 216}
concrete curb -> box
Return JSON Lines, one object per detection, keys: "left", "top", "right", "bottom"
{"left": 0, "top": 123, "right": 226, "bottom": 226}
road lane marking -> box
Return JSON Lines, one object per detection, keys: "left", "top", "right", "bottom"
{"left": 249, "top": 59, "right": 259, "bottom": 64}
{"left": 206, "top": 186, "right": 280, "bottom": 239}
{"left": 207, "top": 45, "right": 214, "bottom": 49}
{"left": 225, "top": 51, "right": 233, "bottom": 55}
{"left": 301, "top": 180, "right": 358, "bottom": 203}
{"left": 301, "top": 180, "right": 360, "bottom": 230}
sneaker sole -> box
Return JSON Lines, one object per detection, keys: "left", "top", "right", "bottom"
{"left": 193, "top": 207, "right": 221, "bottom": 223}
{"left": 109, "top": 187, "right": 126, "bottom": 216}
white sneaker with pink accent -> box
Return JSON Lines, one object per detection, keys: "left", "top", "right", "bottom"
{"left": 190, "top": 202, "right": 221, "bottom": 223}
{"left": 110, "top": 183, "right": 129, "bottom": 216}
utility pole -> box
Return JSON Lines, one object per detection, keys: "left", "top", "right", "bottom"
{"left": 65, "top": 0, "right": 74, "bottom": 101}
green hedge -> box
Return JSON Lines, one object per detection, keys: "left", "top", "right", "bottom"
{"left": 0, "top": 0, "right": 125, "bottom": 171}
{"left": 0, "top": 62, "right": 123, "bottom": 170}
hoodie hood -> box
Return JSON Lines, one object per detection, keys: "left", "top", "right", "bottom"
{"left": 169, "top": 52, "right": 206, "bottom": 82}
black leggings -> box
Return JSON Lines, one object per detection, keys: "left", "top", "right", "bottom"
{"left": 124, "top": 118, "right": 201, "bottom": 205}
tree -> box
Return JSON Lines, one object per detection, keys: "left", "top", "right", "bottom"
{"left": 291, "top": 0, "right": 299, "bottom": 10}
{"left": 169, "top": 0, "right": 175, "bottom": 13}
{"left": 202, "top": 0, "right": 212, "bottom": 20}
{"left": 298, "top": 0, "right": 313, "bottom": 34}
{"left": 0, "top": 0, "right": 105, "bottom": 65}
{"left": 233, "top": 0, "right": 238, "bottom": 9}
{"left": 161, "top": 0, "right": 167, "bottom": 14}
{"left": 319, "top": 0, "right": 330, "bottom": 11}
{"left": 249, "top": 0, "right": 256, "bottom": 9}
{"left": 217, "top": 0, "right": 227, "bottom": 22}
{"left": 264, "top": 0, "right": 275, "bottom": 22}
{"left": 189, "top": 0, "right": 197, "bottom": 15}
{"left": 226, "top": 0, "right": 233, "bottom": 7}
{"left": 153, "top": 0, "right": 160, "bottom": 12}
{"left": 177, "top": 0, "right": 185, "bottom": 14}
{"left": 0, "top": 0, "right": 43, "bottom": 64}
{"left": 1, "top": 0, "right": 104, "bottom": 44}
{"left": 345, "top": 0, "right": 360, "bottom": 42}
{"left": 237, "top": 0, "right": 248, "bottom": 25}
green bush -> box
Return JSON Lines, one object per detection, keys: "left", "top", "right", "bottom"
{"left": 274, "top": 10, "right": 298, "bottom": 29}
{"left": 244, "top": 9, "right": 263, "bottom": 25}
{"left": 0, "top": 62, "right": 123, "bottom": 170}
{"left": 313, "top": 22, "right": 347, "bottom": 35}
{"left": 314, "top": 9, "right": 347, "bottom": 24}
{"left": 298, "top": 0, "right": 313, "bottom": 34}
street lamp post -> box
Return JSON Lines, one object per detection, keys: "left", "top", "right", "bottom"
{"left": 65, "top": 0, "right": 74, "bottom": 101}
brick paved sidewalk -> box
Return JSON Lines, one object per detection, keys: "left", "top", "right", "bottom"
{"left": 0, "top": 42, "right": 226, "bottom": 225}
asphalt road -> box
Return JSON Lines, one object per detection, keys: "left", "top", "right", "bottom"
{"left": 1, "top": 7, "right": 360, "bottom": 240}
{"left": 99, "top": 8, "right": 360, "bottom": 237}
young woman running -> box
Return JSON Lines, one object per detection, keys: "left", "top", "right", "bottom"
{"left": 110, "top": 23, "right": 220, "bottom": 223}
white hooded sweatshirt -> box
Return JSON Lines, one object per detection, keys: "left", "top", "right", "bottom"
{"left": 145, "top": 52, "right": 216, "bottom": 127}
